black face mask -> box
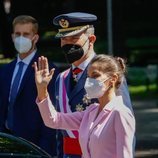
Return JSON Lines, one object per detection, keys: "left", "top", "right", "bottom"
{"left": 61, "top": 44, "right": 84, "bottom": 64}
{"left": 61, "top": 38, "right": 89, "bottom": 64}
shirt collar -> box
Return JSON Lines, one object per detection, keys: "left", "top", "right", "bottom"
{"left": 17, "top": 49, "right": 37, "bottom": 65}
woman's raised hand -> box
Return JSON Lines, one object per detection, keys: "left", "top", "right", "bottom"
{"left": 34, "top": 56, "right": 55, "bottom": 101}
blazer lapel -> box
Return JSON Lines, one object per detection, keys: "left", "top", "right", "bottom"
{"left": 89, "top": 102, "right": 115, "bottom": 133}
{"left": 17, "top": 53, "right": 38, "bottom": 97}
{"left": 90, "top": 110, "right": 110, "bottom": 133}
{"left": 88, "top": 106, "right": 100, "bottom": 128}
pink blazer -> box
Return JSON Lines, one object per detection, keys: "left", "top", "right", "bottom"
{"left": 37, "top": 96, "right": 135, "bottom": 158}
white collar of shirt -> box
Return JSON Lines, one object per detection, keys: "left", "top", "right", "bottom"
{"left": 71, "top": 52, "right": 95, "bottom": 81}
{"left": 16, "top": 49, "right": 37, "bottom": 65}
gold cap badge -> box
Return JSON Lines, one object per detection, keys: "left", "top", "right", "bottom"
{"left": 59, "top": 19, "right": 69, "bottom": 28}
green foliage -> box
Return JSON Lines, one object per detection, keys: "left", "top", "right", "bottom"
{"left": 0, "top": 57, "right": 12, "bottom": 67}
{"left": 127, "top": 67, "right": 149, "bottom": 86}
{"left": 129, "top": 84, "right": 157, "bottom": 100}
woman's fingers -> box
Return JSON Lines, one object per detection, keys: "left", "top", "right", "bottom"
{"left": 38, "top": 56, "right": 49, "bottom": 71}
{"left": 44, "top": 57, "right": 49, "bottom": 70}
{"left": 41, "top": 56, "right": 45, "bottom": 70}
{"left": 34, "top": 56, "right": 51, "bottom": 81}
{"left": 38, "top": 57, "right": 42, "bottom": 70}
{"left": 33, "top": 62, "right": 38, "bottom": 73}
{"left": 48, "top": 68, "right": 55, "bottom": 79}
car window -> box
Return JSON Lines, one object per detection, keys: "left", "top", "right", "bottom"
{"left": 0, "top": 133, "right": 51, "bottom": 157}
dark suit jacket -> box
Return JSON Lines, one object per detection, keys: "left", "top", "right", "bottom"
{"left": 0, "top": 52, "right": 59, "bottom": 156}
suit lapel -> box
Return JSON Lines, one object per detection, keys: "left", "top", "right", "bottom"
{"left": 64, "top": 68, "right": 72, "bottom": 98}
{"left": 17, "top": 53, "right": 38, "bottom": 97}
{"left": 69, "top": 66, "right": 88, "bottom": 101}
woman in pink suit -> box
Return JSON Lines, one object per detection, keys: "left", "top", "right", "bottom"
{"left": 34, "top": 54, "right": 135, "bottom": 158}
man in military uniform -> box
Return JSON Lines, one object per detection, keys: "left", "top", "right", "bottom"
{"left": 53, "top": 12, "right": 133, "bottom": 158}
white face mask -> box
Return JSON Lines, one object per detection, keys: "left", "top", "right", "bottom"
{"left": 84, "top": 77, "right": 110, "bottom": 99}
{"left": 14, "top": 36, "right": 32, "bottom": 54}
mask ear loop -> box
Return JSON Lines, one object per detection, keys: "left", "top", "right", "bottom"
{"left": 81, "top": 37, "right": 89, "bottom": 47}
{"left": 71, "top": 37, "right": 89, "bottom": 49}
{"left": 100, "top": 77, "right": 113, "bottom": 92}
{"left": 101, "top": 78, "right": 113, "bottom": 96}
{"left": 101, "top": 77, "right": 110, "bottom": 84}
{"left": 30, "top": 35, "right": 35, "bottom": 50}
{"left": 68, "top": 38, "right": 89, "bottom": 57}
{"left": 80, "top": 37, "right": 90, "bottom": 56}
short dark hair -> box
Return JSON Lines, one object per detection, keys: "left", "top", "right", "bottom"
{"left": 12, "top": 15, "right": 38, "bottom": 33}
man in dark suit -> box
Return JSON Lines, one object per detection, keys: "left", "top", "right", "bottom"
{"left": 0, "top": 15, "right": 59, "bottom": 157}
{"left": 51, "top": 12, "right": 133, "bottom": 158}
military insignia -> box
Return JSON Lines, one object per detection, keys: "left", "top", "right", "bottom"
{"left": 56, "top": 95, "right": 59, "bottom": 100}
{"left": 76, "top": 104, "right": 84, "bottom": 112}
{"left": 82, "top": 94, "right": 91, "bottom": 105}
{"left": 73, "top": 74, "right": 78, "bottom": 82}
{"left": 59, "top": 19, "right": 69, "bottom": 28}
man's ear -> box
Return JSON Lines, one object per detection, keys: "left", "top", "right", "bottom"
{"left": 89, "top": 34, "right": 96, "bottom": 44}
{"left": 33, "top": 34, "right": 39, "bottom": 44}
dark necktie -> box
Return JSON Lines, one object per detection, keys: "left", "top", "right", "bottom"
{"left": 7, "top": 61, "right": 24, "bottom": 129}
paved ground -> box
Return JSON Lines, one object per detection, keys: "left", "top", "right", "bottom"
{"left": 132, "top": 99, "right": 158, "bottom": 157}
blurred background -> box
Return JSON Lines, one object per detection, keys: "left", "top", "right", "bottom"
{"left": 0, "top": 0, "right": 158, "bottom": 157}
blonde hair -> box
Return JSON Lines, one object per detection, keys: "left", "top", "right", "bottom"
{"left": 12, "top": 15, "right": 38, "bottom": 33}
{"left": 89, "top": 54, "right": 126, "bottom": 88}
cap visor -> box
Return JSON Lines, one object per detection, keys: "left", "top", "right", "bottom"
{"left": 55, "top": 25, "right": 89, "bottom": 38}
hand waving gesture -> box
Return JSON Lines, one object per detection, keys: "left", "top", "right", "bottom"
{"left": 34, "top": 56, "right": 55, "bottom": 101}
